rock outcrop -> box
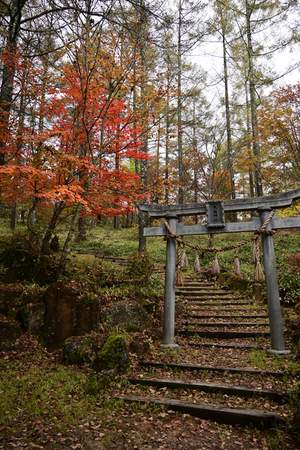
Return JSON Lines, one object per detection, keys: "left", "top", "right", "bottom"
{"left": 39, "top": 282, "right": 101, "bottom": 351}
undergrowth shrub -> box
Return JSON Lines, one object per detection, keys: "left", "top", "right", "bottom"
{"left": 277, "top": 253, "right": 300, "bottom": 305}
{"left": 0, "top": 232, "right": 59, "bottom": 285}
{"left": 126, "top": 251, "right": 155, "bottom": 285}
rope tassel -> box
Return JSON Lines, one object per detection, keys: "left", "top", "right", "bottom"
{"left": 193, "top": 250, "right": 201, "bottom": 273}
{"left": 234, "top": 249, "right": 241, "bottom": 276}
{"left": 181, "top": 245, "right": 189, "bottom": 268}
{"left": 252, "top": 236, "right": 264, "bottom": 281}
{"left": 175, "top": 242, "right": 184, "bottom": 287}
{"left": 212, "top": 252, "right": 220, "bottom": 275}
{"left": 254, "top": 261, "right": 264, "bottom": 282}
{"left": 252, "top": 238, "right": 258, "bottom": 263}
{"left": 162, "top": 210, "right": 274, "bottom": 284}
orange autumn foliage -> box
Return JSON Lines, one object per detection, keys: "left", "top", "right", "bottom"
{"left": 0, "top": 39, "right": 151, "bottom": 219}
{"left": 257, "top": 83, "right": 300, "bottom": 193}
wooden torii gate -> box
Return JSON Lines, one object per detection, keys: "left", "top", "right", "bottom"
{"left": 139, "top": 188, "right": 300, "bottom": 356}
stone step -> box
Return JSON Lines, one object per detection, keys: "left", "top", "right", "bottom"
{"left": 181, "top": 322, "right": 269, "bottom": 327}
{"left": 128, "top": 377, "right": 288, "bottom": 403}
{"left": 189, "top": 307, "right": 266, "bottom": 312}
{"left": 138, "top": 361, "right": 285, "bottom": 377}
{"left": 183, "top": 314, "right": 268, "bottom": 319}
{"left": 177, "top": 291, "right": 235, "bottom": 297}
{"left": 121, "top": 395, "right": 283, "bottom": 429}
{"left": 182, "top": 284, "right": 216, "bottom": 288}
{"left": 177, "top": 287, "right": 234, "bottom": 293}
{"left": 189, "top": 341, "right": 265, "bottom": 350}
{"left": 185, "top": 301, "right": 250, "bottom": 306}
{"left": 179, "top": 330, "right": 270, "bottom": 338}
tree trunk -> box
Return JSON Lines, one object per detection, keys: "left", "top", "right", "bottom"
{"left": 10, "top": 204, "right": 16, "bottom": 230}
{"left": 221, "top": 9, "right": 236, "bottom": 206}
{"left": 41, "top": 201, "right": 65, "bottom": 253}
{"left": 114, "top": 216, "right": 119, "bottom": 230}
{"left": 60, "top": 203, "right": 83, "bottom": 270}
{"left": 246, "top": 0, "right": 263, "bottom": 197}
{"left": 0, "top": 0, "right": 27, "bottom": 166}
{"left": 27, "top": 198, "right": 40, "bottom": 233}
{"left": 245, "top": 77, "right": 255, "bottom": 197}
{"left": 137, "top": 0, "right": 148, "bottom": 253}
{"left": 177, "top": 0, "right": 184, "bottom": 214}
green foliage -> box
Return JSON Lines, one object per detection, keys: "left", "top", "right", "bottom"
{"left": 64, "top": 259, "right": 126, "bottom": 291}
{"left": 276, "top": 253, "right": 300, "bottom": 305}
{"left": 73, "top": 225, "right": 139, "bottom": 257}
{"left": 126, "top": 251, "right": 155, "bottom": 285}
{"left": 125, "top": 324, "right": 143, "bottom": 332}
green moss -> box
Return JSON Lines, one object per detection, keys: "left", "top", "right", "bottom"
{"left": 83, "top": 337, "right": 93, "bottom": 346}
{"left": 85, "top": 371, "right": 112, "bottom": 395}
{"left": 62, "top": 336, "right": 94, "bottom": 365}
{"left": 92, "top": 334, "right": 128, "bottom": 373}
{"left": 219, "top": 271, "right": 254, "bottom": 294}
{"left": 125, "top": 324, "right": 143, "bottom": 333}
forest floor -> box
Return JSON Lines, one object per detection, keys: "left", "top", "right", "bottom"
{"left": 0, "top": 330, "right": 299, "bottom": 450}
{"left": 0, "top": 223, "right": 300, "bottom": 449}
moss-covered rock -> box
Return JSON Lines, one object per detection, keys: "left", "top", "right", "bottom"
{"left": 85, "top": 370, "right": 116, "bottom": 395}
{"left": 103, "top": 300, "right": 151, "bottom": 329}
{"left": 20, "top": 303, "right": 45, "bottom": 335}
{"left": 219, "top": 272, "right": 251, "bottom": 293}
{"left": 92, "top": 335, "right": 128, "bottom": 373}
{"left": 62, "top": 336, "right": 94, "bottom": 365}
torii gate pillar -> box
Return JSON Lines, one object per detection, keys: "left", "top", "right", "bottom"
{"left": 258, "top": 206, "right": 291, "bottom": 355}
{"left": 162, "top": 214, "right": 179, "bottom": 349}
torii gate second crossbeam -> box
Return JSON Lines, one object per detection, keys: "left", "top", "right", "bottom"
{"left": 139, "top": 188, "right": 300, "bottom": 356}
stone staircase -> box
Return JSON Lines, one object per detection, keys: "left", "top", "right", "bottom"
{"left": 122, "top": 278, "right": 294, "bottom": 429}
{"left": 177, "top": 280, "right": 270, "bottom": 340}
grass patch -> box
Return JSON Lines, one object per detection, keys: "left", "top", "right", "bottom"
{"left": 247, "top": 348, "right": 299, "bottom": 374}
{"left": 0, "top": 352, "right": 95, "bottom": 429}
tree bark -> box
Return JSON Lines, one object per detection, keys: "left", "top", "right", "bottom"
{"left": 177, "top": 0, "right": 184, "bottom": 213}
{"left": 246, "top": 0, "right": 263, "bottom": 197}
{"left": 41, "top": 201, "right": 65, "bottom": 253}
{"left": 137, "top": 0, "right": 148, "bottom": 253}
{"left": 0, "top": 0, "right": 27, "bottom": 166}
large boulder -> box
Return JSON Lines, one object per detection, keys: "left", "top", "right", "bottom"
{"left": 103, "top": 300, "right": 151, "bottom": 329}
{"left": 92, "top": 334, "right": 129, "bottom": 373}
{"left": 39, "top": 282, "right": 101, "bottom": 351}
{"left": 0, "top": 314, "right": 23, "bottom": 350}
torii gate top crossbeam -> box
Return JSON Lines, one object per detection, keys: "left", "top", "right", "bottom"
{"left": 139, "top": 188, "right": 300, "bottom": 217}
